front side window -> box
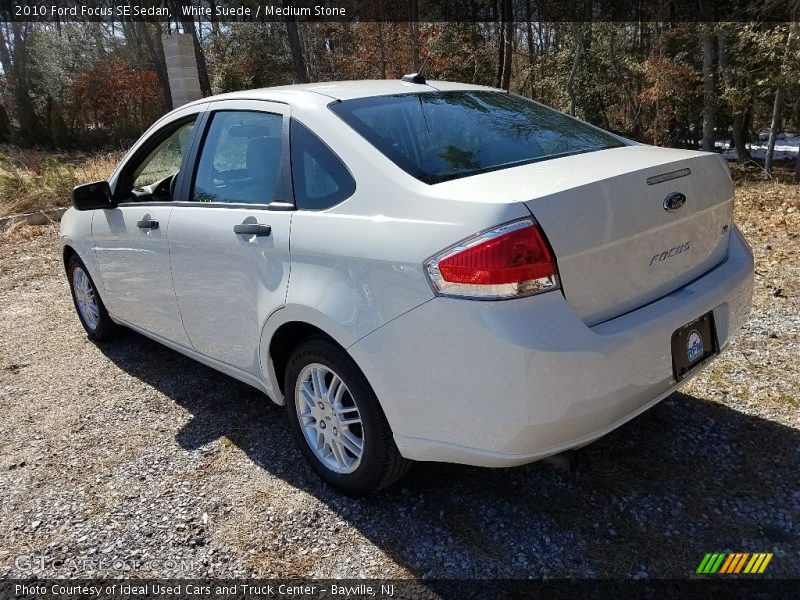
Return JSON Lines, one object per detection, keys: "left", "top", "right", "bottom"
{"left": 330, "top": 91, "right": 625, "bottom": 184}
{"left": 192, "top": 111, "right": 284, "bottom": 204}
{"left": 290, "top": 119, "right": 355, "bottom": 210}
{"left": 124, "top": 118, "right": 196, "bottom": 201}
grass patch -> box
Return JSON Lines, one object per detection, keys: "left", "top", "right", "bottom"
{"left": 0, "top": 146, "right": 122, "bottom": 217}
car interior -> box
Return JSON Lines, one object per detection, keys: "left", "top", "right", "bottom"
{"left": 122, "top": 120, "right": 197, "bottom": 203}
{"left": 192, "top": 130, "right": 282, "bottom": 204}
{"left": 120, "top": 113, "right": 285, "bottom": 206}
{"left": 191, "top": 115, "right": 283, "bottom": 205}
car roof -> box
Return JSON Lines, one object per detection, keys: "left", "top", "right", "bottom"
{"left": 184, "top": 79, "right": 501, "bottom": 107}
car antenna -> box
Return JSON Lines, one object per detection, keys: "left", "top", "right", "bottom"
{"left": 401, "top": 73, "right": 426, "bottom": 85}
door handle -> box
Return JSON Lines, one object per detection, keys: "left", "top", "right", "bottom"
{"left": 233, "top": 223, "right": 271, "bottom": 237}
{"left": 137, "top": 218, "right": 159, "bottom": 229}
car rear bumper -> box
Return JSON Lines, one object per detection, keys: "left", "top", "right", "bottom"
{"left": 348, "top": 226, "right": 754, "bottom": 467}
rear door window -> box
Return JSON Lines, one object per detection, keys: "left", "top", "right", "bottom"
{"left": 192, "top": 111, "right": 284, "bottom": 205}
{"left": 330, "top": 91, "right": 625, "bottom": 184}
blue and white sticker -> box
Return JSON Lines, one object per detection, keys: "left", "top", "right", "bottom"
{"left": 686, "top": 330, "right": 704, "bottom": 363}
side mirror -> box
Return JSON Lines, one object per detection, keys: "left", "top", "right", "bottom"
{"left": 72, "top": 181, "right": 116, "bottom": 211}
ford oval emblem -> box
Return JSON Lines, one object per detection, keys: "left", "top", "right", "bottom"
{"left": 664, "top": 192, "right": 687, "bottom": 211}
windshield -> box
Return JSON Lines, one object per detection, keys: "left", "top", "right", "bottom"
{"left": 330, "top": 91, "right": 625, "bottom": 184}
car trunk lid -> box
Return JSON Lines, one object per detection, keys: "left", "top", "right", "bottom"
{"left": 431, "top": 145, "right": 734, "bottom": 325}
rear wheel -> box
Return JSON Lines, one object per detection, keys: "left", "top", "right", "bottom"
{"left": 284, "top": 337, "right": 410, "bottom": 496}
{"left": 67, "top": 254, "right": 121, "bottom": 341}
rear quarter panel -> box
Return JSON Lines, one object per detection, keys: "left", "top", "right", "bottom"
{"left": 259, "top": 96, "right": 532, "bottom": 399}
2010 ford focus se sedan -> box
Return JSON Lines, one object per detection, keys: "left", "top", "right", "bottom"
{"left": 60, "top": 77, "right": 754, "bottom": 496}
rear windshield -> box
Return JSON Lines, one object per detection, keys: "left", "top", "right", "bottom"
{"left": 330, "top": 91, "right": 625, "bottom": 184}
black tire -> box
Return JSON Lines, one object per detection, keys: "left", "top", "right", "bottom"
{"left": 66, "top": 254, "right": 122, "bottom": 342}
{"left": 284, "top": 337, "right": 411, "bottom": 496}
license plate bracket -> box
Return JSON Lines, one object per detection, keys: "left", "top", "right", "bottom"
{"left": 671, "top": 311, "right": 719, "bottom": 381}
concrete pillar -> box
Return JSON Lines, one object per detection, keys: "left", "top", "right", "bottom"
{"left": 162, "top": 34, "right": 203, "bottom": 107}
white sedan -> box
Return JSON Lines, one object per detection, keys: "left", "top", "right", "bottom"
{"left": 60, "top": 77, "right": 753, "bottom": 496}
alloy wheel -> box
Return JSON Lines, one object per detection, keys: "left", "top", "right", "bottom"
{"left": 72, "top": 267, "right": 100, "bottom": 331}
{"left": 294, "top": 363, "right": 364, "bottom": 474}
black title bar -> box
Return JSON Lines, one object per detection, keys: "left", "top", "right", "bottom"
{"left": 3, "top": 579, "right": 800, "bottom": 600}
{"left": 0, "top": 0, "right": 798, "bottom": 22}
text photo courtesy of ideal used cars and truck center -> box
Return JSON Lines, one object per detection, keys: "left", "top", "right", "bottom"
{"left": 0, "top": 0, "right": 798, "bottom": 598}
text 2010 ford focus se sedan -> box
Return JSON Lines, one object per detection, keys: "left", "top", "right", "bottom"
{"left": 60, "top": 77, "right": 754, "bottom": 496}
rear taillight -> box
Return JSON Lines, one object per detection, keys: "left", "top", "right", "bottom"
{"left": 425, "top": 218, "right": 560, "bottom": 299}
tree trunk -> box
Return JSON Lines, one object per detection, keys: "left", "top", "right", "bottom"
{"left": 410, "top": 0, "right": 420, "bottom": 71}
{"left": 499, "top": 0, "right": 513, "bottom": 91}
{"left": 525, "top": 0, "right": 534, "bottom": 97}
{"left": 284, "top": 9, "right": 308, "bottom": 83}
{"left": 764, "top": 87, "right": 785, "bottom": 179}
{"left": 376, "top": 22, "right": 387, "bottom": 79}
{"left": 609, "top": 27, "right": 642, "bottom": 137}
{"left": 567, "top": 23, "right": 583, "bottom": 116}
{"left": 730, "top": 114, "right": 750, "bottom": 162}
{"left": 495, "top": 3, "right": 504, "bottom": 89}
{"left": 208, "top": 0, "right": 221, "bottom": 44}
{"left": 129, "top": 22, "right": 173, "bottom": 113}
{"left": 91, "top": 23, "right": 106, "bottom": 57}
{"left": 717, "top": 27, "right": 751, "bottom": 161}
{"left": 795, "top": 153, "right": 800, "bottom": 184}
{"left": 701, "top": 30, "right": 716, "bottom": 152}
{"left": 765, "top": 11, "right": 799, "bottom": 179}
{"left": 0, "top": 22, "right": 41, "bottom": 144}
{"left": 0, "top": 26, "right": 15, "bottom": 91}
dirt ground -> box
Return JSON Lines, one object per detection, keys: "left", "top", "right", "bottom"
{"left": 0, "top": 182, "right": 798, "bottom": 579}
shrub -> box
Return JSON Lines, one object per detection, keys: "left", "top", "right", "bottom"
{"left": 0, "top": 147, "right": 121, "bottom": 216}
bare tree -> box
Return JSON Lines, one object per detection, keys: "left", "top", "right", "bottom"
{"left": 499, "top": 0, "right": 513, "bottom": 90}
{"left": 524, "top": 1, "right": 535, "bottom": 97}
{"left": 493, "top": 0, "right": 513, "bottom": 90}
{"left": 410, "top": 0, "right": 420, "bottom": 71}
{"left": 280, "top": 0, "right": 309, "bottom": 83}
{"left": 567, "top": 23, "right": 584, "bottom": 116}
{"left": 376, "top": 22, "right": 387, "bottom": 79}
{"left": 701, "top": 28, "right": 716, "bottom": 152}
{"left": 765, "top": 3, "right": 799, "bottom": 179}
{"left": 608, "top": 25, "right": 642, "bottom": 137}
{"left": 284, "top": 11, "right": 308, "bottom": 83}
{"left": 0, "top": 22, "right": 42, "bottom": 143}
{"left": 718, "top": 25, "right": 750, "bottom": 162}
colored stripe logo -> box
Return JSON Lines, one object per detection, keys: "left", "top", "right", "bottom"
{"left": 696, "top": 552, "right": 773, "bottom": 574}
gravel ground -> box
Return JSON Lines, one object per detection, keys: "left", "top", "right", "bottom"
{"left": 0, "top": 184, "right": 798, "bottom": 580}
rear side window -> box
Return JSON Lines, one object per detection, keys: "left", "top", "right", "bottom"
{"left": 329, "top": 91, "right": 624, "bottom": 184}
{"left": 290, "top": 119, "right": 355, "bottom": 210}
{"left": 192, "top": 111, "right": 284, "bottom": 205}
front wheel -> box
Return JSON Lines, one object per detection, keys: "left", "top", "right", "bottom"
{"left": 67, "top": 254, "right": 121, "bottom": 341}
{"left": 284, "top": 337, "right": 410, "bottom": 496}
